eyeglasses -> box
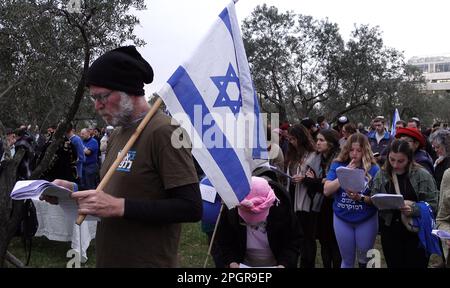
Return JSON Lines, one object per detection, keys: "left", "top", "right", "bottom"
{"left": 89, "top": 91, "right": 114, "bottom": 104}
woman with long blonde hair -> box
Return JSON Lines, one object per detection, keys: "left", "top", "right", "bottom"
{"left": 324, "top": 133, "right": 379, "bottom": 268}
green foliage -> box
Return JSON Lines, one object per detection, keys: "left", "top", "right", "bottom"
{"left": 242, "top": 4, "right": 427, "bottom": 125}
{"left": 427, "top": 93, "right": 450, "bottom": 125}
{"left": 0, "top": 0, "right": 145, "bottom": 130}
{"left": 0, "top": 0, "right": 146, "bottom": 266}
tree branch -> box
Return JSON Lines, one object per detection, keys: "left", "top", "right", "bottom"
{"left": 332, "top": 101, "right": 370, "bottom": 123}
{"left": 0, "top": 82, "right": 18, "bottom": 100}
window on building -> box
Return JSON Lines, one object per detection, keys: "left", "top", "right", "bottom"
{"left": 414, "top": 64, "right": 429, "bottom": 73}
{"left": 435, "top": 62, "right": 450, "bottom": 72}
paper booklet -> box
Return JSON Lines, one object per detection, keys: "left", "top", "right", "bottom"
{"left": 370, "top": 193, "right": 404, "bottom": 210}
{"left": 432, "top": 229, "right": 450, "bottom": 240}
{"left": 336, "top": 166, "right": 366, "bottom": 193}
{"left": 11, "top": 180, "right": 72, "bottom": 201}
{"left": 267, "top": 165, "right": 293, "bottom": 179}
{"left": 10, "top": 180, "right": 99, "bottom": 221}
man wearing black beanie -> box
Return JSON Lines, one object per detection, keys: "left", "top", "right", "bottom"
{"left": 86, "top": 46, "right": 153, "bottom": 97}
{"left": 51, "top": 46, "right": 202, "bottom": 267}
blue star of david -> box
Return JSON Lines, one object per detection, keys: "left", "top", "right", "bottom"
{"left": 211, "top": 63, "right": 242, "bottom": 115}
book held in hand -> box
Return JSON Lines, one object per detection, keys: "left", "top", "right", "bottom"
{"left": 370, "top": 193, "right": 404, "bottom": 210}
{"left": 432, "top": 229, "right": 450, "bottom": 240}
{"left": 336, "top": 166, "right": 366, "bottom": 192}
{"left": 10, "top": 180, "right": 72, "bottom": 201}
{"left": 11, "top": 180, "right": 99, "bottom": 221}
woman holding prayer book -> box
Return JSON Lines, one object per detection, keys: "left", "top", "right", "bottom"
{"left": 303, "top": 129, "right": 342, "bottom": 268}
{"left": 370, "top": 139, "right": 438, "bottom": 268}
{"left": 324, "top": 133, "right": 379, "bottom": 268}
{"left": 284, "top": 124, "right": 317, "bottom": 268}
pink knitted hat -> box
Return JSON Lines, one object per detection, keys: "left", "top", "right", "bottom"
{"left": 238, "top": 177, "right": 278, "bottom": 224}
{"left": 272, "top": 128, "right": 282, "bottom": 135}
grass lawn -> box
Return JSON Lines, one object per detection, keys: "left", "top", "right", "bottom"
{"left": 6, "top": 222, "right": 442, "bottom": 268}
{"left": 7, "top": 223, "right": 212, "bottom": 268}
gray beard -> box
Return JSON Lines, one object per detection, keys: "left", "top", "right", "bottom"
{"left": 107, "top": 93, "right": 134, "bottom": 127}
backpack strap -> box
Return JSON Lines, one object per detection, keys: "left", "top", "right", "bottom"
{"left": 392, "top": 173, "right": 401, "bottom": 195}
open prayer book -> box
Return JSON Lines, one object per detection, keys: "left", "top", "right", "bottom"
{"left": 267, "top": 165, "right": 292, "bottom": 179}
{"left": 11, "top": 180, "right": 72, "bottom": 201}
{"left": 370, "top": 194, "right": 404, "bottom": 210}
{"left": 336, "top": 166, "right": 366, "bottom": 192}
{"left": 432, "top": 229, "right": 450, "bottom": 240}
{"left": 10, "top": 180, "right": 98, "bottom": 221}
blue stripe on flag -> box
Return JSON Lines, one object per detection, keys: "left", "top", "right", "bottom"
{"left": 219, "top": 7, "right": 239, "bottom": 78}
{"left": 252, "top": 88, "right": 267, "bottom": 159}
{"left": 200, "top": 177, "right": 212, "bottom": 186}
{"left": 219, "top": 6, "right": 267, "bottom": 160}
{"left": 219, "top": 8, "right": 232, "bottom": 38}
{"left": 167, "top": 66, "right": 250, "bottom": 201}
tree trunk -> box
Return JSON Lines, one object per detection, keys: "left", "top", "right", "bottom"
{"left": 278, "top": 104, "right": 287, "bottom": 123}
{"left": 30, "top": 38, "right": 89, "bottom": 180}
{"left": 0, "top": 46, "right": 90, "bottom": 267}
{"left": 0, "top": 149, "right": 26, "bottom": 267}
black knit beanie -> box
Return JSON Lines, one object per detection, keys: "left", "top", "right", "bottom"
{"left": 86, "top": 46, "right": 153, "bottom": 96}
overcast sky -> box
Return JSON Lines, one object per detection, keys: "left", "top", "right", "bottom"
{"left": 132, "top": 0, "right": 450, "bottom": 97}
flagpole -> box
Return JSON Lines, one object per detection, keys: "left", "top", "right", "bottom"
{"left": 76, "top": 97, "right": 164, "bottom": 225}
{"left": 203, "top": 203, "right": 224, "bottom": 268}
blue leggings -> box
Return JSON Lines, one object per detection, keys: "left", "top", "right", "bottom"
{"left": 333, "top": 213, "right": 378, "bottom": 268}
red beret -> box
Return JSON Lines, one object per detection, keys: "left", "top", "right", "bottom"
{"left": 395, "top": 127, "right": 426, "bottom": 148}
{"left": 280, "top": 123, "right": 290, "bottom": 130}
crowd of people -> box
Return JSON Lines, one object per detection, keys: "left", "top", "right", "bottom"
{"left": 205, "top": 114, "right": 450, "bottom": 269}
{"left": 2, "top": 45, "right": 450, "bottom": 269}
{"left": 1, "top": 123, "right": 115, "bottom": 188}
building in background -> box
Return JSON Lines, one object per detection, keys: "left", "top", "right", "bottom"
{"left": 409, "top": 55, "right": 450, "bottom": 92}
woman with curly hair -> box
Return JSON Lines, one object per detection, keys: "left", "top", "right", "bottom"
{"left": 429, "top": 129, "right": 450, "bottom": 190}
{"left": 324, "top": 133, "right": 379, "bottom": 268}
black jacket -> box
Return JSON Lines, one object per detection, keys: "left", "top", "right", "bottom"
{"left": 216, "top": 180, "right": 302, "bottom": 268}
{"left": 435, "top": 156, "right": 450, "bottom": 190}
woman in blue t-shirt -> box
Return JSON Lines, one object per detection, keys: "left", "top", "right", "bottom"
{"left": 324, "top": 133, "right": 379, "bottom": 268}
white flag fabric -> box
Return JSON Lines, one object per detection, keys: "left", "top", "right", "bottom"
{"left": 158, "top": 1, "right": 266, "bottom": 208}
{"left": 390, "top": 108, "right": 401, "bottom": 137}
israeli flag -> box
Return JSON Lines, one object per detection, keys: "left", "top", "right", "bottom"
{"left": 158, "top": 1, "right": 266, "bottom": 208}
{"left": 390, "top": 108, "right": 401, "bottom": 137}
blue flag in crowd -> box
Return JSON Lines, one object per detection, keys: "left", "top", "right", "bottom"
{"left": 390, "top": 108, "right": 400, "bottom": 137}
{"left": 158, "top": 1, "right": 266, "bottom": 208}
{"left": 413, "top": 202, "right": 442, "bottom": 256}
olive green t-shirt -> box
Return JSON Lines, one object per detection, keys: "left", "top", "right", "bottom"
{"left": 96, "top": 111, "right": 198, "bottom": 267}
